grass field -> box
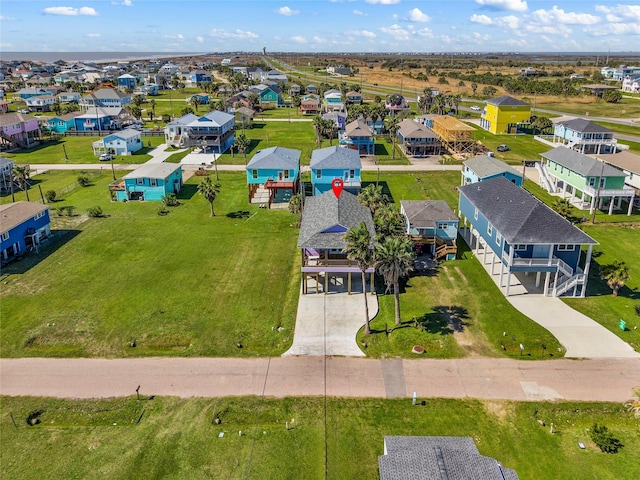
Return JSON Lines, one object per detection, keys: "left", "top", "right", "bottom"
{"left": 469, "top": 124, "right": 553, "bottom": 164}
{"left": 536, "top": 96, "right": 640, "bottom": 119}
{"left": 1, "top": 395, "right": 639, "bottom": 480}
{"left": 0, "top": 171, "right": 301, "bottom": 358}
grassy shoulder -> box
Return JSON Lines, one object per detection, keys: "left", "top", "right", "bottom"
{"left": 1, "top": 395, "right": 638, "bottom": 480}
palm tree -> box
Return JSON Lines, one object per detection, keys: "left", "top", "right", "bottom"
{"left": 190, "top": 95, "right": 202, "bottom": 112}
{"left": 312, "top": 115, "right": 324, "bottom": 146}
{"left": 149, "top": 99, "right": 156, "bottom": 121}
{"left": 197, "top": 176, "right": 221, "bottom": 217}
{"left": 471, "top": 82, "right": 478, "bottom": 96}
{"left": 600, "top": 261, "right": 630, "bottom": 297}
{"left": 358, "top": 184, "right": 388, "bottom": 214}
{"left": 343, "top": 222, "right": 375, "bottom": 335}
{"left": 552, "top": 198, "right": 574, "bottom": 219}
{"left": 384, "top": 115, "right": 400, "bottom": 160}
{"left": 433, "top": 93, "right": 447, "bottom": 115}
{"left": 288, "top": 193, "right": 303, "bottom": 226}
{"left": 51, "top": 101, "right": 62, "bottom": 116}
{"left": 375, "top": 236, "right": 414, "bottom": 326}
{"left": 12, "top": 165, "right": 31, "bottom": 201}
{"left": 235, "top": 133, "right": 250, "bottom": 164}
{"left": 373, "top": 204, "right": 405, "bottom": 240}
{"left": 323, "top": 119, "right": 337, "bottom": 146}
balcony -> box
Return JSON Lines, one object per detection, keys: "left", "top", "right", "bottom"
{"left": 582, "top": 184, "right": 635, "bottom": 198}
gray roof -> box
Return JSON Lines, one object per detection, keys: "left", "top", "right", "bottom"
{"left": 541, "top": 146, "right": 625, "bottom": 177}
{"left": 297, "top": 190, "right": 375, "bottom": 249}
{"left": 344, "top": 119, "right": 373, "bottom": 138}
{"left": 380, "top": 436, "right": 519, "bottom": 480}
{"left": 0, "top": 202, "right": 49, "bottom": 234}
{"left": 464, "top": 155, "right": 522, "bottom": 179}
{"left": 86, "top": 88, "right": 129, "bottom": 100}
{"left": 310, "top": 146, "right": 361, "bottom": 170}
{"left": 106, "top": 128, "right": 141, "bottom": 140}
{"left": 398, "top": 119, "right": 438, "bottom": 140}
{"left": 557, "top": 118, "right": 614, "bottom": 134}
{"left": 246, "top": 146, "right": 301, "bottom": 170}
{"left": 458, "top": 177, "right": 597, "bottom": 245}
{"left": 123, "top": 163, "right": 181, "bottom": 180}
{"left": 401, "top": 200, "right": 458, "bottom": 229}
{"left": 486, "top": 95, "right": 529, "bottom": 107}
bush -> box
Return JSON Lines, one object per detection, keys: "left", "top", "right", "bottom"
{"left": 64, "top": 206, "right": 75, "bottom": 217}
{"left": 590, "top": 423, "right": 624, "bottom": 453}
{"left": 87, "top": 206, "right": 103, "bottom": 218}
{"left": 77, "top": 175, "right": 91, "bottom": 187}
{"left": 44, "top": 190, "right": 57, "bottom": 203}
{"left": 162, "top": 193, "right": 179, "bottom": 207}
{"left": 634, "top": 304, "right": 640, "bottom": 317}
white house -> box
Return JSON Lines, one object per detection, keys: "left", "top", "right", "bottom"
{"left": 26, "top": 95, "right": 56, "bottom": 112}
{"left": 622, "top": 74, "right": 640, "bottom": 93}
{"left": 93, "top": 128, "right": 143, "bottom": 156}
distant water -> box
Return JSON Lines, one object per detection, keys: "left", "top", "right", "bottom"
{"left": 0, "top": 52, "right": 207, "bottom": 63}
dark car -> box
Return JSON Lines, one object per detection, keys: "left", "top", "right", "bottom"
{"left": 497, "top": 144, "right": 510, "bottom": 152}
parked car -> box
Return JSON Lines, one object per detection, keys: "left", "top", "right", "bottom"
{"left": 17, "top": 109, "right": 29, "bottom": 114}
{"left": 99, "top": 153, "right": 113, "bottom": 161}
{"left": 497, "top": 144, "right": 510, "bottom": 152}
{"left": 470, "top": 105, "right": 481, "bottom": 111}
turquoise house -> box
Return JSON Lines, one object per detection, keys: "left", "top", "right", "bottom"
{"left": 110, "top": 164, "right": 183, "bottom": 202}
{"left": 246, "top": 146, "right": 301, "bottom": 206}
{"left": 311, "top": 146, "right": 361, "bottom": 196}
{"left": 339, "top": 119, "right": 375, "bottom": 155}
{"left": 401, "top": 200, "right": 459, "bottom": 260}
{"left": 462, "top": 155, "right": 523, "bottom": 187}
{"left": 45, "top": 112, "right": 82, "bottom": 133}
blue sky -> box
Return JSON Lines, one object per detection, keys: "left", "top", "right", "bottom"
{"left": 1, "top": 0, "right": 639, "bottom": 53}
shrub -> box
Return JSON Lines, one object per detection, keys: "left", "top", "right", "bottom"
{"left": 64, "top": 206, "right": 75, "bottom": 217}
{"left": 87, "top": 206, "right": 103, "bottom": 218}
{"left": 162, "top": 193, "right": 179, "bottom": 207}
{"left": 44, "top": 190, "right": 57, "bottom": 203}
{"left": 590, "top": 423, "right": 624, "bottom": 453}
{"left": 77, "top": 175, "right": 91, "bottom": 187}
{"left": 634, "top": 304, "right": 640, "bottom": 317}
{"left": 55, "top": 207, "right": 66, "bottom": 216}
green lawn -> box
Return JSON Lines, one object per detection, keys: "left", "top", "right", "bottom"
{"left": 591, "top": 121, "right": 640, "bottom": 137}
{"left": 468, "top": 124, "right": 551, "bottom": 164}
{"left": 3, "top": 135, "right": 165, "bottom": 165}
{"left": 1, "top": 395, "right": 638, "bottom": 480}
{"left": 0, "top": 171, "right": 300, "bottom": 358}
{"left": 536, "top": 97, "right": 640, "bottom": 118}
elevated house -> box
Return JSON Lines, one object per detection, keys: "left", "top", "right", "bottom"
{"left": 164, "top": 111, "right": 235, "bottom": 153}
{"left": 339, "top": 119, "right": 374, "bottom": 155}
{"left": 539, "top": 147, "right": 634, "bottom": 215}
{"left": 45, "top": 112, "right": 82, "bottom": 134}
{"left": 110, "top": 163, "right": 183, "bottom": 202}
{"left": 458, "top": 177, "right": 598, "bottom": 297}
{"left": 462, "top": 155, "right": 523, "bottom": 186}
{"left": 81, "top": 88, "right": 132, "bottom": 109}
{"left": 552, "top": 118, "right": 617, "bottom": 155}
{"left": 385, "top": 93, "right": 409, "bottom": 114}
{"left": 234, "top": 107, "right": 255, "bottom": 130}
{"left": 246, "top": 146, "right": 301, "bottom": 207}
{"left": 0, "top": 112, "right": 41, "bottom": 149}
{"left": 345, "top": 91, "right": 363, "bottom": 105}
{"left": 117, "top": 73, "right": 137, "bottom": 91}
{"left": 0, "top": 157, "right": 14, "bottom": 191}
{"left": 397, "top": 119, "right": 441, "bottom": 157}
{"left": 25, "top": 95, "right": 56, "bottom": 112}
{"left": 300, "top": 95, "right": 321, "bottom": 115}
{"left": 14, "top": 87, "right": 50, "bottom": 100}
{"left": 311, "top": 146, "right": 361, "bottom": 196}
{"left": 622, "top": 74, "right": 640, "bottom": 93}
{"left": 379, "top": 436, "right": 519, "bottom": 480}
{"left": 93, "top": 128, "right": 143, "bottom": 156}
{"left": 57, "top": 91, "right": 82, "bottom": 103}
{"left": 139, "top": 83, "right": 159, "bottom": 96}
{"left": 0, "top": 202, "right": 51, "bottom": 264}
{"left": 73, "top": 107, "right": 123, "bottom": 132}
{"left": 480, "top": 95, "right": 531, "bottom": 135}
{"left": 288, "top": 83, "right": 301, "bottom": 97}
{"left": 431, "top": 115, "right": 474, "bottom": 154}
{"left": 297, "top": 190, "right": 376, "bottom": 295}
{"left": 186, "top": 93, "right": 210, "bottom": 105}
{"left": 400, "top": 200, "right": 458, "bottom": 260}
{"left": 306, "top": 84, "right": 318, "bottom": 95}
{"left": 249, "top": 84, "right": 283, "bottom": 109}
{"left": 322, "top": 111, "right": 347, "bottom": 131}
{"left": 323, "top": 89, "right": 344, "bottom": 113}
{"left": 596, "top": 150, "right": 640, "bottom": 194}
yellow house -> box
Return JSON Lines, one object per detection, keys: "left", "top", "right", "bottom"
{"left": 480, "top": 95, "right": 531, "bottom": 135}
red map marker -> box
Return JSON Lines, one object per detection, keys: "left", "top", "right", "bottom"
{"left": 331, "top": 178, "right": 344, "bottom": 198}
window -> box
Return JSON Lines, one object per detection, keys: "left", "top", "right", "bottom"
{"left": 474, "top": 207, "right": 478, "bottom": 220}
{"left": 284, "top": 170, "right": 290, "bottom": 180}
{"left": 487, "top": 222, "right": 493, "bottom": 236}
{"left": 557, "top": 244, "right": 575, "bottom": 251}
{"left": 150, "top": 178, "right": 157, "bottom": 187}
{"left": 350, "top": 169, "right": 355, "bottom": 179}
{"left": 1, "top": 232, "right": 8, "bottom": 241}
{"left": 437, "top": 223, "right": 448, "bottom": 230}
{"left": 252, "top": 169, "right": 258, "bottom": 179}
{"left": 514, "top": 244, "right": 527, "bottom": 251}
{"left": 136, "top": 178, "right": 144, "bottom": 185}
{"left": 496, "top": 232, "right": 502, "bottom": 245}
{"left": 316, "top": 169, "right": 322, "bottom": 179}
{"left": 33, "top": 211, "right": 45, "bottom": 221}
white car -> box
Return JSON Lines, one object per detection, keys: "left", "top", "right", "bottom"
{"left": 470, "top": 105, "right": 481, "bottom": 111}
{"left": 99, "top": 153, "right": 113, "bottom": 161}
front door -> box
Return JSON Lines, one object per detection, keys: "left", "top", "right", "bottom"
{"left": 278, "top": 171, "right": 284, "bottom": 181}
{"left": 532, "top": 245, "right": 549, "bottom": 258}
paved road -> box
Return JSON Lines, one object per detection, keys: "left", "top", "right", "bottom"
{"left": 1, "top": 356, "right": 638, "bottom": 402}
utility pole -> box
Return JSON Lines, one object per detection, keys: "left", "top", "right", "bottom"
{"left": 590, "top": 159, "right": 606, "bottom": 224}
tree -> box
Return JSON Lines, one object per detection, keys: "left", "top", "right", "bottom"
{"left": 373, "top": 204, "right": 405, "bottom": 240}
{"left": 600, "top": 260, "right": 630, "bottom": 297}
{"left": 312, "top": 115, "right": 324, "bottom": 146}
{"left": 384, "top": 115, "right": 400, "bottom": 160}
{"left": 323, "top": 119, "right": 337, "bottom": 146}
{"left": 51, "top": 101, "right": 62, "bottom": 116}
{"left": 433, "top": 93, "right": 447, "bottom": 115}
{"left": 343, "top": 222, "right": 375, "bottom": 335}
{"left": 127, "top": 105, "right": 142, "bottom": 120}
{"left": 551, "top": 198, "right": 573, "bottom": 219}
{"left": 482, "top": 85, "right": 497, "bottom": 97}
{"left": 358, "top": 184, "right": 388, "bottom": 214}
{"left": 12, "top": 165, "right": 30, "bottom": 201}
{"left": 532, "top": 115, "right": 553, "bottom": 135}
{"left": 180, "top": 106, "right": 194, "bottom": 116}
{"left": 288, "top": 193, "right": 303, "bottom": 226}
{"left": 190, "top": 95, "right": 202, "bottom": 112}
{"left": 247, "top": 92, "right": 260, "bottom": 111}
{"left": 132, "top": 95, "right": 145, "bottom": 108}
{"left": 602, "top": 90, "right": 622, "bottom": 103}
{"left": 235, "top": 133, "right": 250, "bottom": 163}
{"left": 197, "top": 176, "right": 221, "bottom": 217}
{"left": 471, "top": 82, "right": 478, "bottom": 96}
{"left": 375, "top": 236, "right": 414, "bottom": 326}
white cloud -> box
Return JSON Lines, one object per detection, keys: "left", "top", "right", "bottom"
{"left": 0, "top": 15, "right": 15, "bottom": 21}
{"left": 346, "top": 30, "right": 376, "bottom": 38}
{"left": 43, "top": 6, "right": 98, "bottom": 16}
{"left": 164, "top": 33, "right": 184, "bottom": 40}
{"left": 352, "top": 9, "right": 367, "bottom": 16}
{"left": 196, "top": 36, "right": 204, "bottom": 43}
{"left": 595, "top": 4, "right": 640, "bottom": 22}
{"left": 85, "top": 33, "right": 101, "bottom": 37}
{"left": 469, "top": 14, "right": 493, "bottom": 25}
{"left": 475, "top": 0, "right": 527, "bottom": 12}
{"left": 380, "top": 24, "right": 411, "bottom": 41}
{"left": 111, "top": 0, "right": 133, "bottom": 6}
{"left": 532, "top": 6, "right": 600, "bottom": 25}
{"left": 408, "top": 8, "right": 430, "bottom": 23}
{"left": 416, "top": 28, "right": 434, "bottom": 38}
{"left": 208, "top": 28, "right": 259, "bottom": 39}
{"left": 292, "top": 35, "right": 307, "bottom": 43}
{"left": 366, "top": 0, "right": 401, "bottom": 4}
{"left": 277, "top": 6, "right": 300, "bottom": 16}
{"left": 585, "top": 22, "right": 640, "bottom": 36}
{"left": 473, "top": 32, "right": 490, "bottom": 41}
{"left": 470, "top": 14, "right": 520, "bottom": 29}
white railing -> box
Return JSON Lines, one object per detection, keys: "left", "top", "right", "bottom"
{"left": 549, "top": 273, "right": 585, "bottom": 297}
{"left": 582, "top": 184, "right": 635, "bottom": 198}
{"left": 504, "top": 255, "right": 574, "bottom": 277}
{"left": 536, "top": 162, "right": 554, "bottom": 192}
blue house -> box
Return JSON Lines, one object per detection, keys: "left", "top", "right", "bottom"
{"left": 323, "top": 111, "right": 347, "bottom": 131}
{"left": 45, "top": 112, "right": 82, "bottom": 134}
{"left": 164, "top": 111, "right": 235, "bottom": 153}
{"left": 94, "top": 129, "right": 143, "bottom": 156}
{"left": 400, "top": 200, "right": 459, "bottom": 260}
{"left": 187, "top": 93, "right": 210, "bottom": 105}
{"left": 15, "top": 88, "right": 50, "bottom": 100}
{"left": 139, "top": 84, "right": 159, "bottom": 96}
{"left": 117, "top": 74, "right": 137, "bottom": 90}
{"left": 246, "top": 146, "right": 301, "bottom": 207}
{"left": 189, "top": 70, "right": 212, "bottom": 84}
{"left": 74, "top": 107, "right": 122, "bottom": 131}
{"left": 458, "top": 177, "right": 597, "bottom": 297}
{"left": 110, "top": 163, "right": 183, "bottom": 202}
{"left": 0, "top": 202, "right": 51, "bottom": 264}
{"left": 311, "top": 146, "right": 362, "bottom": 196}
{"left": 551, "top": 118, "right": 617, "bottom": 155}
{"left": 339, "top": 119, "right": 375, "bottom": 155}
{"left": 462, "top": 155, "right": 523, "bottom": 187}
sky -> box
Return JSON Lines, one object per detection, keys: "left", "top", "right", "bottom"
{"left": 1, "top": 0, "right": 639, "bottom": 54}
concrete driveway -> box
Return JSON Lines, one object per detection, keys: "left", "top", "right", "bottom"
{"left": 283, "top": 275, "right": 378, "bottom": 357}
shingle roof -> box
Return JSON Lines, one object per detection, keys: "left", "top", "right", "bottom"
{"left": 486, "top": 95, "right": 529, "bottom": 107}
{"left": 398, "top": 119, "right": 438, "bottom": 139}
{"left": 310, "top": 146, "right": 362, "bottom": 170}
{"left": 379, "top": 436, "right": 519, "bottom": 480}
{"left": 557, "top": 117, "right": 614, "bottom": 134}
{"left": 596, "top": 151, "right": 640, "bottom": 175}
{"left": 86, "top": 88, "right": 129, "bottom": 100}
{"left": 0, "top": 112, "right": 37, "bottom": 126}
{"left": 344, "top": 119, "right": 373, "bottom": 138}
{"left": 458, "top": 177, "right": 597, "bottom": 245}
{"left": 297, "top": 190, "right": 375, "bottom": 249}
{"left": 464, "top": 155, "right": 522, "bottom": 179}
{"left": 106, "top": 128, "right": 141, "bottom": 140}
{"left": 246, "top": 146, "right": 301, "bottom": 170}
{"left": 75, "top": 107, "right": 123, "bottom": 119}
{"left": 48, "top": 112, "right": 83, "bottom": 121}
{"left": 401, "top": 200, "right": 458, "bottom": 229}
{"left": 123, "top": 163, "right": 181, "bottom": 180}
{"left": 541, "top": 146, "right": 624, "bottom": 177}
{"left": 0, "top": 202, "right": 49, "bottom": 234}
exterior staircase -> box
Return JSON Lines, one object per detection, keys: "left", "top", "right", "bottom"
{"left": 435, "top": 238, "right": 457, "bottom": 260}
{"left": 535, "top": 162, "right": 554, "bottom": 193}
{"left": 250, "top": 185, "right": 271, "bottom": 205}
